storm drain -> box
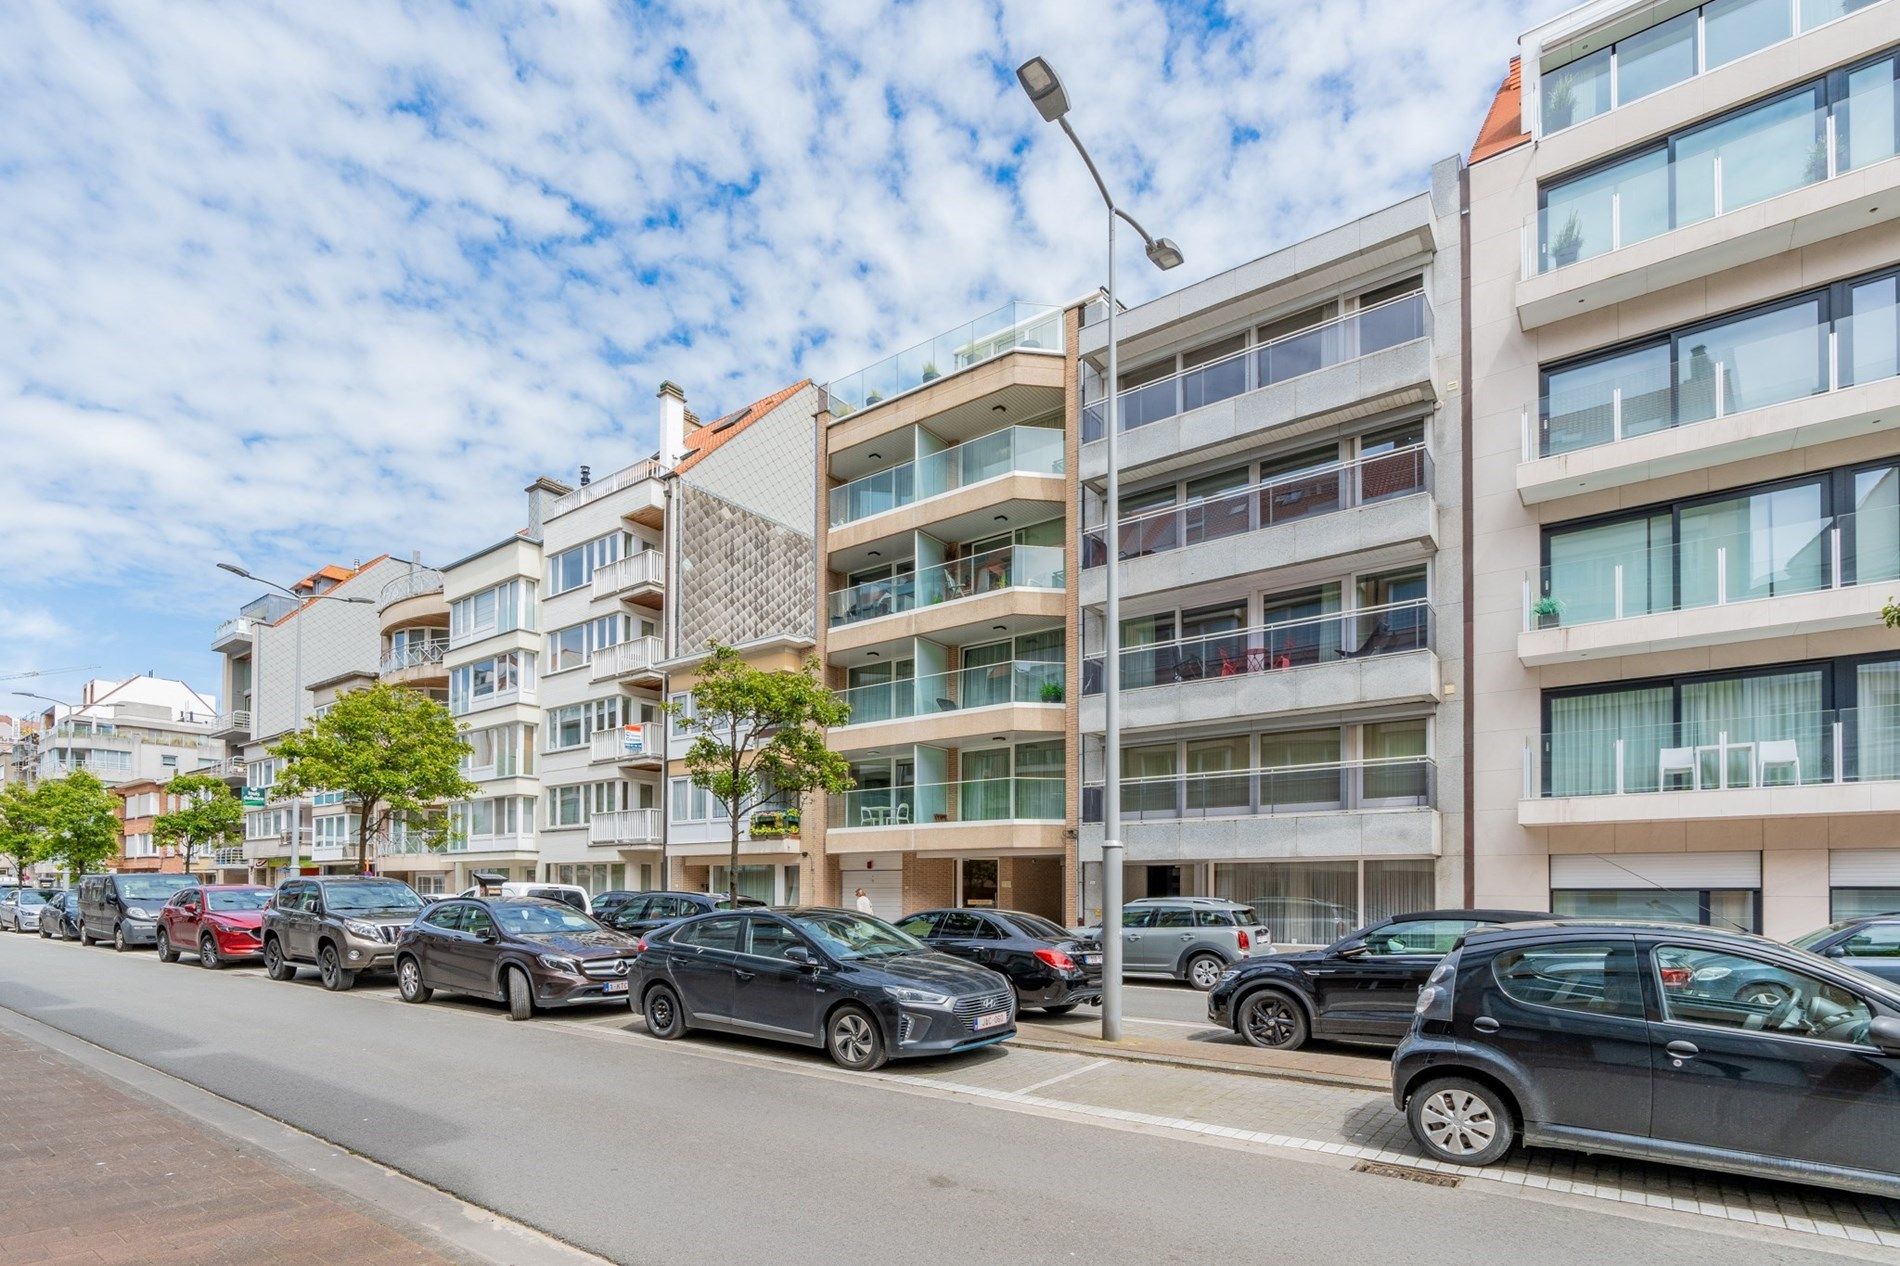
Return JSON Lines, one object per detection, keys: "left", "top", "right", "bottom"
{"left": 1351, "top": 1160, "right": 1462, "bottom": 1188}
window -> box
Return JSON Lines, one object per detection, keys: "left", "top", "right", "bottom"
{"left": 1835, "top": 889, "right": 1900, "bottom": 920}
{"left": 1154, "top": 907, "right": 1195, "bottom": 929}
{"left": 463, "top": 723, "right": 533, "bottom": 778}
{"left": 250, "top": 758, "right": 279, "bottom": 789}
{"left": 462, "top": 906, "right": 496, "bottom": 938}
{"left": 1362, "top": 919, "right": 1468, "bottom": 956}
{"left": 746, "top": 919, "right": 809, "bottom": 961}
{"left": 312, "top": 815, "right": 359, "bottom": 848}
{"left": 160, "top": 755, "right": 178, "bottom": 769}
{"left": 423, "top": 903, "right": 465, "bottom": 931}
{"left": 675, "top": 915, "right": 744, "bottom": 951}
{"left": 1554, "top": 887, "right": 1760, "bottom": 931}
{"left": 123, "top": 833, "right": 155, "bottom": 859}
{"left": 1493, "top": 942, "right": 1644, "bottom": 1018}
{"left": 547, "top": 532, "right": 630, "bottom": 596}
{"left": 1841, "top": 922, "right": 1900, "bottom": 958}
{"left": 450, "top": 579, "right": 534, "bottom": 646}
{"left": 1654, "top": 945, "right": 1872, "bottom": 1044}
{"left": 548, "top": 785, "right": 586, "bottom": 828}
{"left": 449, "top": 651, "right": 536, "bottom": 714}
{"left": 1120, "top": 906, "right": 1157, "bottom": 929}
{"left": 896, "top": 913, "right": 940, "bottom": 938}
{"left": 936, "top": 910, "right": 990, "bottom": 938}
{"left": 450, "top": 796, "right": 530, "bottom": 846}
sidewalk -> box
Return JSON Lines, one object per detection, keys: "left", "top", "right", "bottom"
{"left": 1014, "top": 1016, "right": 1389, "bottom": 1090}
{"left": 0, "top": 1031, "right": 472, "bottom": 1266}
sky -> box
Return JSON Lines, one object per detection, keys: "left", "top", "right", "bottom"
{"left": 0, "top": 0, "right": 1569, "bottom": 706}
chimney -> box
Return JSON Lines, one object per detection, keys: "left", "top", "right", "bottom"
{"left": 658, "top": 381, "right": 688, "bottom": 468}
{"left": 523, "top": 476, "right": 573, "bottom": 538}
{"left": 580, "top": 465, "right": 592, "bottom": 487}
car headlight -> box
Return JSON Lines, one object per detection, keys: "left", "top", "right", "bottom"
{"left": 889, "top": 986, "right": 955, "bottom": 1008}
{"left": 539, "top": 954, "right": 581, "bottom": 974}
{"left": 124, "top": 906, "right": 153, "bottom": 920}
{"left": 1216, "top": 968, "right": 1241, "bottom": 983}
{"left": 343, "top": 919, "right": 383, "bottom": 940}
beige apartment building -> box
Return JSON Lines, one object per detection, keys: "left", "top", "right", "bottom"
{"left": 1467, "top": 0, "right": 1900, "bottom": 937}
{"left": 813, "top": 303, "right": 1078, "bottom": 920}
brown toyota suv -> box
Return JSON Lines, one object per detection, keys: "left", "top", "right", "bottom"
{"left": 262, "top": 876, "right": 426, "bottom": 991}
{"left": 394, "top": 896, "right": 641, "bottom": 1020}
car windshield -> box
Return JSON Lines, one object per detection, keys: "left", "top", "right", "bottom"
{"left": 208, "top": 890, "right": 271, "bottom": 912}
{"left": 1006, "top": 913, "right": 1070, "bottom": 940}
{"left": 713, "top": 896, "right": 764, "bottom": 909}
{"left": 495, "top": 904, "right": 602, "bottom": 934}
{"left": 789, "top": 912, "right": 925, "bottom": 960}
{"left": 1789, "top": 921, "right": 1853, "bottom": 951}
{"left": 118, "top": 876, "right": 194, "bottom": 901}
{"left": 321, "top": 883, "right": 423, "bottom": 914}
{"left": 16, "top": 890, "right": 47, "bottom": 907}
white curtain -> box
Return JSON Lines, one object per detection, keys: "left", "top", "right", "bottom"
{"left": 1548, "top": 688, "right": 1672, "bottom": 795}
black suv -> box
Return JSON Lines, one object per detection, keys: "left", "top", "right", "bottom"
{"left": 1394, "top": 920, "right": 1900, "bottom": 1199}
{"left": 1208, "top": 909, "right": 1549, "bottom": 1050}
{"left": 601, "top": 890, "right": 765, "bottom": 936}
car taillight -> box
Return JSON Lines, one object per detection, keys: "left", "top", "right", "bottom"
{"left": 1414, "top": 953, "right": 1458, "bottom": 1025}
{"left": 1033, "top": 947, "right": 1076, "bottom": 972}
{"left": 634, "top": 937, "right": 648, "bottom": 953}
{"left": 1659, "top": 966, "right": 1693, "bottom": 989}
{"left": 1237, "top": 929, "right": 1250, "bottom": 951}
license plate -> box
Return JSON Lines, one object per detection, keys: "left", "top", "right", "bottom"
{"left": 973, "top": 1010, "right": 1009, "bottom": 1032}
{"left": 1081, "top": 953, "right": 1101, "bottom": 966}
{"left": 601, "top": 980, "right": 628, "bottom": 994}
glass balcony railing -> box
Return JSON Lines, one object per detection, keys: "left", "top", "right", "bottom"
{"left": 828, "top": 776, "right": 1065, "bottom": 828}
{"left": 1082, "top": 600, "right": 1432, "bottom": 694}
{"left": 1081, "top": 757, "right": 1436, "bottom": 822}
{"left": 839, "top": 660, "right": 1064, "bottom": 726}
{"left": 1526, "top": 510, "right": 1893, "bottom": 631}
{"left": 826, "top": 545, "right": 1065, "bottom": 628}
{"left": 829, "top": 426, "right": 1064, "bottom": 527}
{"left": 825, "top": 303, "right": 1062, "bottom": 416}
{"left": 1526, "top": 76, "right": 1898, "bottom": 276}
{"left": 1082, "top": 446, "right": 1431, "bottom": 567}
{"left": 1530, "top": 306, "right": 1900, "bottom": 458}
{"left": 1528, "top": 706, "right": 1900, "bottom": 798}
{"left": 1081, "top": 292, "right": 1429, "bottom": 442}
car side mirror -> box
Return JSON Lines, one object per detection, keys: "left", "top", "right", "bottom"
{"left": 480, "top": 928, "right": 500, "bottom": 944}
{"left": 1336, "top": 939, "right": 1369, "bottom": 958}
{"left": 1867, "top": 1015, "right": 1900, "bottom": 1058}
{"left": 1824, "top": 944, "right": 1847, "bottom": 958}
{"left": 783, "top": 946, "right": 816, "bottom": 967}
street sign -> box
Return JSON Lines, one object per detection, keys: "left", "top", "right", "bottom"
{"left": 621, "top": 723, "right": 646, "bottom": 756}
{"left": 240, "top": 786, "right": 266, "bottom": 807}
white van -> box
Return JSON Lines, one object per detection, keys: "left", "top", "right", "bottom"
{"left": 457, "top": 880, "right": 591, "bottom": 915}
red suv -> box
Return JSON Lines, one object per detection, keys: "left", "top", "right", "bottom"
{"left": 157, "top": 884, "right": 273, "bottom": 969}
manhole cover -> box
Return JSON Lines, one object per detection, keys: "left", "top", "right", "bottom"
{"left": 1351, "top": 1160, "right": 1462, "bottom": 1188}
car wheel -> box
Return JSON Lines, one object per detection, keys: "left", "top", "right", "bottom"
{"left": 263, "top": 938, "right": 296, "bottom": 981}
{"left": 643, "top": 985, "right": 686, "bottom": 1039}
{"left": 504, "top": 966, "right": 533, "bottom": 1021}
{"left": 155, "top": 929, "right": 178, "bottom": 963}
{"left": 397, "top": 956, "right": 432, "bottom": 1003}
{"left": 1238, "top": 990, "right": 1309, "bottom": 1050}
{"left": 1407, "top": 1077, "right": 1515, "bottom": 1167}
{"left": 199, "top": 935, "right": 223, "bottom": 970}
{"left": 318, "top": 944, "right": 355, "bottom": 992}
{"left": 113, "top": 923, "right": 131, "bottom": 953}
{"left": 825, "top": 1005, "right": 887, "bottom": 1072}
{"left": 1041, "top": 1003, "right": 1078, "bottom": 1016}
{"left": 77, "top": 920, "right": 91, "bottom": 945}
{"left": 1185, "top": 952, "right": 1225, "bottom": 991}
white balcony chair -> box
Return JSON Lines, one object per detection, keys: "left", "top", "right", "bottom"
{"left": 894, "top": 803, "right": 911, "bottom": 824}
{"left": 1657, "top": 746, "right": 1697, "bottom": 791}
{"left": 1757, "top": 740, "right": 1802, "bottom": 787}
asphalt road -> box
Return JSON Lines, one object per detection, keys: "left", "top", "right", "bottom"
{"left": 0, "top": 935, "right": 1860, "bottom": 1266}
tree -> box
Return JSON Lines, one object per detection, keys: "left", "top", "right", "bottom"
{"left": 271, "top": 682, "right": 476, "bottom": 874}
{"left": 668, "top": 644, "right": 852, "bottom": 904}
{"left": 0, "top": 782, "right": 44, "bottom": 885}
{"left": 35, "top": 771, "right": 121, "bottom": 877}
{"left": 153, "top": 773, "right": 244, "bottom": 876}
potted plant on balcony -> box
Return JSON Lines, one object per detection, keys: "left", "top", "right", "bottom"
{"left": 1548, "top": 212, "right": 1585, "bottom": 269}
{"left": 865, "top": 390, "right": 884, "bottom": 406}
{"left": 1039, "top": 680, "right": 1064, "bottom": 704}
{"left": 1531, "top": 595, "right": 1564, "bottom": 629}
{"left": 920, "top": 361, "right": 941, "bottom": 382}
{"left": 1543, "top": 79, "right": 1577, "bottom": 133}
{"left": 1804, "top": 137, "right": 1831, "bottom": 184}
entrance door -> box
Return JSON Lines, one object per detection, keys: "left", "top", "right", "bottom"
{"left": 960, "top": 859, "right": 999, "bottom": 908}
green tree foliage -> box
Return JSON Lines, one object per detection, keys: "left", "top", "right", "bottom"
{"left": 271, "top": 682, "right": 476, "bottom": 875}
{"left": 668, "top": 645, "right": 852, "bottom": 904}
{"left": 153, "top": 772, "right": 245, "bottom": 876}
{"left": 35, "top": 771, "right": 121, "bottom": 877}
{"left": 0, "top": 782, "right": 44, "bottom": 884}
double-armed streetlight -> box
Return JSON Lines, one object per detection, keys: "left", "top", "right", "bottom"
{"left": 217, "top": 563, "right": 373, "bottom": 875}
{"left": 1017, "top": 56, "right": 1182, "bottom": 1042}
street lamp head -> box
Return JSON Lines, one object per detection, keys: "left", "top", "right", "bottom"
{"left": 1145, "top": 237, "right": 1185, "bottom": 271}
{"left": 216, "top": 562, "right": 254, "bottom": 580}
{"left": 1016, "top": 57, "right": 1069, "bottom": 123}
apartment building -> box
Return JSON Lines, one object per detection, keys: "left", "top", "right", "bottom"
{"left": 1071, "top": 173, "right": 1467, "bottom": 943}
{"left": 24, "top": 675, "right": 223, "bottom": 789}
{"left": 1467, "top": 0, "right": 1900, "bottom": 937}
{"left": 814, "top": 302, "right": 1076, "bottom": 920}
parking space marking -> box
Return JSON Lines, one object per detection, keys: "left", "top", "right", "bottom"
{"left": 1011, "top": 1059, "right": 1109, "bottom": 1096}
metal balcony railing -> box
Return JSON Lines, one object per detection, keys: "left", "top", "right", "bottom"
{"left": 1083, "top": 600, "right": 1432, "bottom": 694}
{"left": 825, "top": 302, "right": 1061, "bottom": 416}
{"left": 828, "top": 777, "right": 1065, "bottom": 829}
{"left": 1082, "top": 757, "right": 1437, "bottom": 822}
{"left": 829, "top": 426, "right": 1064, "bottom": 527}
{"left": 827, "top": 545, "right": 1064, "bottom": 628}
{"left": 839, "top": 661, "right": 1064, "bottom": 726}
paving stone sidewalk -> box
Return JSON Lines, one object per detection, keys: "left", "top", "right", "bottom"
{"left": 0, "top": 1031, "right": 472, "bottom": 1266}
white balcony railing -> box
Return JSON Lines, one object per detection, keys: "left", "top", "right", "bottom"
{"left": 378, "top": 567, "right": 445, "bottom": 610}
{"left": 589, "top": 636, "right": 665, "bottom": 683}
{"left": 590, "top": 726, "right": 661, "bottom": 763}
{"left": 213, "top": 847, "right": 246, "bottom": 866}
{"left": 212, "top": 616, "right": 254, "bottom": 647}
{"left": 590, "top": 551, "right": 665, "bottom": 602}
{"left": 588, "top": 808, "right": 663, "bottom": 846}
{"left": 381, "top": 642, "right": 448, "bottom": 674}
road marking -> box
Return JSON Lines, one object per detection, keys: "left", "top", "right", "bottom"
{"left": 1011, "top": 1059, "right": 1108, "bottom": 1095}
{"left": 1125, "top": 1016, "right": 1213, "bottom": 1030}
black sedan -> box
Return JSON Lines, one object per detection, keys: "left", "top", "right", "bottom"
{"left": 601, "top": 890, "right": 766, "bottom": 937}
{"left": 1208, "top": 908, "right": 1550, "bottom": 1050}
{"left": 633, "top": 907, "right": 1016, "bottom": 1071}
{"left": 1791, "top": 913, "right": 1900, "bottom": 986}
{"left": 394, "top": 897, "right": 640, "bottom": 1020}
{"left": 37, "top": 891, "right": 81, "bottom": 941}
{"left": 896, "top": 908, "right": 1102, "bottom": 1014}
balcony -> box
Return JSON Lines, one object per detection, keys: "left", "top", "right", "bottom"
{"left": 825, "top": 776, "right": 1065, "bottom": 855}
{"left": 1520, "top": 705, "right": 1900, "bottom": 825}
{"left": 588, "top": 725, "right": 663, "bottom": 767}
{"left": 1519, "top": 304, "right": 1900, "bottom": 502}
{"left": 829, "top": 426, "right": 1064, "bottom": 529}
{"left": 590, "top": 550, "right": 665, "bottom": 607}
{"left": 211, "top": 617, "right": 255, "bottom": 654}
{"left": 836, "top": 661, "right": 1064, "bottom": 749}
{"left": 588, "top": 808, "right": 662, "bottom": 847}
{"left": 212, "top": 847, "right": 247, "bottom": 867}
{"left": 827, "top": 545, "right": 1064, "bottom": 631}
{"left": 588, "top": 635, "right": 665, "bottom": 686}
{"left": 1081, "top": 602, "right": 1439, "bottom": 734}
{"left": 212, "top": 709, "right": 252, "bottom": 741}
{"left": 1520, "top": 510, "right": 1892, "bottom": 664}
{"left": 825, "top": 303, "right": 1061, "bottom": 418}
{"left": 545, "top": 459, "right": 666, "bottom": 529}
{"left": 378, "top": 567, "right": 445, "bottom": 612}
{"left": 380, "top": 642, "right": 449, "bottom": 683}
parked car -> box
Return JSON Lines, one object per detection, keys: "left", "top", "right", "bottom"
{"left": 1209, "top": 909, "right": 1550, "bottom": 1051}
{"left": 1790, "top": 913, "right": 1900, "bottom": 986}
{"left": 634, "top": 907, "right": 1016, "bottom": 1071}
{"left": 455, "top": 880, "right": 591, "bottom": 914}
{"left": 589, "top": 889, "right": 643, "bottom": 921}
{"left": 156, "top": 884, "right": 272, "bottom": 969}
{"left": 601, "top": 890, "right": 766, "bottom": 937}
{"left": 395, "top": 897, "right": 640, "bottom": 1019}
{"left": 38, "top": 891, "right": 81, "bottom": 941}
{"left": 0, "top": 887, "right": 49, "bottom": 933}
{"left": 896, "top": 908, "right": 1103, "bottom": 1014}
{"left": 1393, "top": 920, "right": 1900, "bottom": 1199}
{"left": 76, "top": 872, "right": 197, "bottom": 950}
{"left": 261, "top": 876, "right": 425, "bottom": 990}
{"left": 1079, "top": 897, "right": 1272, "bottom": 990}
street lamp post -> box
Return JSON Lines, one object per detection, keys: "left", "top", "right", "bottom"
{"left": 1017, "top": 57, "right": 1182, "bottom": 1042}
{"left": 13, "top": 689, "right": 79, "bottom": 777}
{"left": 217, "top": 563, "right": 372, "bottom": 879}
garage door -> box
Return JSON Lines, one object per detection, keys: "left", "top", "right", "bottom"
{"left": 845, "top": 860, "right": 904, "bottom": 920}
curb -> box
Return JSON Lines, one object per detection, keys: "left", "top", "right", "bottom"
{"left": 1010, "top": 1030, "right": 1388, "bottom": 1092}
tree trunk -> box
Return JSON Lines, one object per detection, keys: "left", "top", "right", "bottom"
{"left": 358, "top": 804, "right": 373, "bottom": 876}
{"left": 728, "top": 804, "right": 741, "bottom": 906}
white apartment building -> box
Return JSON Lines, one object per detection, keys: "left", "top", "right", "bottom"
{"left": 1072, "top": 171, "right": 1468, "bottom": 942}
{"left": 1468, "top": 0, "right": 1900, "bottom": 936}
{"left": 26, "top": 675, "right": 223, "bottom": 788}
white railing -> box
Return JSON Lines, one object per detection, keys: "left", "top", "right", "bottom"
{"left": 378, "top": 567, "right": 446, "bottom": 610}
{"left": 548, "top": 459, "right": 665, "bottom": 517}
{"left": 589, "top": 636, "right": 665, "bottom": 683}
{"left": 590, "top": 550, "right": 665, "bottom": 601}
{"left": 588, "top": 808, "right": 663, "bottom": 846}
{"left": 213, "top": 847, "right": 246, "bottom": 866}
{"left": 590, "top": 727, "right": 661, "bottom": 763}
{"left": 216, "top": 709, "right": 252, "bottom": 734}
{"left": 213, "top": 616, "right": 254, "bottom": 645}
{"left": 381, "top": 642, "right": 448, "bottom": 674}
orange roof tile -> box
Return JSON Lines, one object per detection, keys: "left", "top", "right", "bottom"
{"left": 271, "top": 554, "right": 394, "bottom": 626}
{"left": 674, "top": 379, "right": 809, "bottom": 475}
{"left": 1471, "top": 57, "right": 1530, "bottom": 164}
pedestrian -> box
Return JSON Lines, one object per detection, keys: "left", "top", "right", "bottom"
{"left": 854, "top": 887, "right": 873, "bottom": 915}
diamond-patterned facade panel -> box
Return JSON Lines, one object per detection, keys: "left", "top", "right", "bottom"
{"left": 678, "top": 484, "right": 815, "bottom": 651}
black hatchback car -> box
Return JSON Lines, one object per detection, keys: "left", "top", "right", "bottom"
{"left": 1790, "top": 913, "right": 1900, "bottom": 986}
{"left": 1208, "top": 909, "right": 1549, "bottom": 1050}
{"left": 1393, "top": 920, "right": 1900, "bottom": 1199}
{"left": 634, "top": 907, "right": 1016, "bottom": 1071}
{"left": 602, "top": 890, "right": 766, "bottom": 937}
{"left": 896, "top": 908, "right": 1103, "bottom": 1014}
{"left": 395, "top": 897, "right": 640, "bottom": 1020}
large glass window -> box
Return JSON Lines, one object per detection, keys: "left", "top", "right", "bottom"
{"left": 1213, "top": 860, "right": 1359, "bottom": 947}
{"left": 1494, "top": 942, "right": 1644, "bottom": 1018}
{"left": 1554, "top": 887, "right": 1760, "bottom": 930}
